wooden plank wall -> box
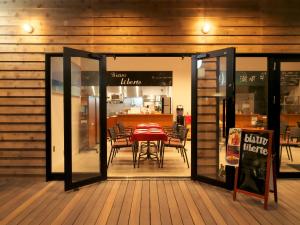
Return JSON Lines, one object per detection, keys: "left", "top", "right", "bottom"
{"left": 0, "top": 0, "right": 300, "bottom": 176}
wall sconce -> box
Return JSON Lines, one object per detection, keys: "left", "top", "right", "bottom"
{"left": 22, "top": 23, "right": 34, "bottom": 33}
{"left": 201, "top": 22, "right": 211, "bottom": 34}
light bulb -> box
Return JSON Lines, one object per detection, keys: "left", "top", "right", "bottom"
{"left": 23, "top": 23, "right": 34, "bottom": 33}
{"left": 201, "top": 22, "right": 211, "bottom": 34}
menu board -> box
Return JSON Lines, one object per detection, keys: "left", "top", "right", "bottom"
{"left": 226, "top": 128, "right": 242, "bottom": 166}
{"left": 237, "top": 130, "right": 270, "bottom": 195}
{"left": 233, "top": 129, "right": 277, "bottom": 210}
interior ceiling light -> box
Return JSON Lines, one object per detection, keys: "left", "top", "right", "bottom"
{"left": 201, "top": 22, "right": 211, "bottom": 34}
{"left": 22, "top": 23, "right": 34, "bottom": 33}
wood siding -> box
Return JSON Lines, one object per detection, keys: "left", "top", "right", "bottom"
{"left": 0, "top": 0, "right": 300, "bottom": 176}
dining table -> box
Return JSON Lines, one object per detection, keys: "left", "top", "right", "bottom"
{"left": 131, "top": 123, "right": 168, "bottom": 167}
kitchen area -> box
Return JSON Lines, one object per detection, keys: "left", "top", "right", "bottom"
{"left": 106, "top": 71, "right": 174, "bottom": 129}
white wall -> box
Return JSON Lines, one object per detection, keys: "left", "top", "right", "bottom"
{"left": 107, "top": 57, "right": 192, "bottom": 117}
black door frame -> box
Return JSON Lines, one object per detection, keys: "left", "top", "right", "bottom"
{"left": 191, "top": 48, "right": 236, "bottom": 189}
{"left": 63, "top": 47, "right": 107, "bottom": 191}
{"left": 45, "top": 52, "right": 192, "bottom": 182}
{"left": 271, "top": 55, "right": 300, "bottom": 178}
{"left": 45, "top": 51, "right": 300, "bottom": 186}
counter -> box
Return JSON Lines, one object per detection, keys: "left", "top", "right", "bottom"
{"left": 235, "top": 114, "right": 267, "bottom": 129}
{"left": 107, "top": 114, "right": 173, "bottom": 129}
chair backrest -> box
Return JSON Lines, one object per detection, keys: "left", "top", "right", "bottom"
{"left": 280, "top": 123, "right": 288, "bottom": 137}
{"left": 177, "top": 127, "right": 189, "bottom": 145}
{"left": 108, "top": 127, "right": 117, "bottom": 142}
{"left": 182, "top": 128, "right": 189, "bottom": 147}
{"left": 117, "top": 123, "right": 125, "bottom": 133}
{"left": 112, "top": 125, "right": 119, "bottom": 135}
{"left": 289, "top": 127, "right": 300, "bottom": 140}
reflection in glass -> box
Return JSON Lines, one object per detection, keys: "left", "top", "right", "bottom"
{"left": 196, "top": 56, "right": 227, "bottom": 182}
{"left": 280, "top": 62, "right": 300, "bottom": 173}
{"left": 51, "top": 57, "right": 64, "bottom": 172}
{"left": 70, "top": 57, "right": 100, "bottom": 182}
{"left": 235, "top": 57, "right": 268, "bottom": 129}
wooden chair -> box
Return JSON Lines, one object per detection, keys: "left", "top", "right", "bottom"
{"left": 286, "top": 127, "right": 300, "bottom": 162}
{"left": 280, "top": 122, "right": 291, "bottom": 160}
{"left": 117, "top": 122, "right": 133, "bottom": 137}
{"left": 161, "top": 128, "right": 189, "bottom": 168}
{"left": 107, "top": 127, "right": 137, "bottom": 168}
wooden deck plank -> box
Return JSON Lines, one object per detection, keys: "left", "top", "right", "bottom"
{"left": 0, "top": 180, "right": 34, "bottom": 206}
{"left": 210, "top": 186, "right": 250, "bottom": 225}
{"left": 0, "top": 182, "right": 55, "bottom": 224}
{"left": 0, "top": 182, "right": 47, "bottom": 220}
{"left": 203, "top": 184, "right": 240, "bottom": 225}
{"left": 233, "top": 193, "right": 272, "bottom": 225}
{"left": 73, "top": 181, "right": 107, "bottom": 225}
{"left": 157, "top": 180, "right": 172, "bottom": 225}
{"left": 0, "top": 179, "right": 299, "bottom": 225}
{"left": 171, "top": 181, "right": 194, "bottom": 225}
{"left": 37, "top": 187, "right": 78, "bottom": 225}
{"left": 220, "top": 187, "right": 261, "bottom": 225}
{"left": 106, "top": 180, "right": 128, "bottom": 225}
{"left": 192, "top": 181, "right": 227, "bottom": 225}
{"left": 95, "top": 180, "right": 121, "bottom": 225}
{"left": 129, "top": 180, "right": 143, "bottom": 225}
{"left": 62, "top": 184, "right": 98, "bottom": 225}
{"left": 51, "top": 184, "right": 90, "bottom": 225}
{"left": 164, "top": 180, "right": 184, "bottom": 225}
{"left": 140, "top": 181, "right": 150, "bottom": 225}
{"left": 7, "top": 182, "right": 61, "bottom": 225}
{"left": 185, "top": 181, "right": 216, "bottom": 225}
{"left": 178, "top": 181, "right": 206, "bottom": 225}
{"left": 84, "top": 181, "right": 114, "bottom": 225}
{"left": 19, "top": 182, "right": 66, "bottom": 225}
{"left": 117, "top": 181, "right": 135, "bottom": 225}
{"left": 150, "top": 180, "right": 162, "bottom": 225}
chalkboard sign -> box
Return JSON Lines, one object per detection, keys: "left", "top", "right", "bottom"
{"left": 233, "top": 129, "right": 277, "bottom": 210}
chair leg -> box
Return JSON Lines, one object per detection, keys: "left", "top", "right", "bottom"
{"left": 137, "top": 147, "right": 141, "bottom": 168}
{"left": 156, "top": 145, "right": 160, "bottom": 167}
{"left": 180, "top": 148, "right": 185, "bottom": 162}
{"left": 161, "top": 145, "right": 165, "bottom": 168}
{"left": 183, "top": 148, "right": 189, "bottom": 168}
{"left": 107, "top": 147, "right": 114, "bottom": 167}
{"left": 286, "top": 146, "right": 290, "bottom": 160}
{"left": 289, "top": 146, "right": 293, "bottom": 162}
{"left": 132, "top": 145, "right": 136, "bottom": 168}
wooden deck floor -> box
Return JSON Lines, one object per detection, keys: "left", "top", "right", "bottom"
{"left": 0, "top": 178, "right": 299, "bottom": 225}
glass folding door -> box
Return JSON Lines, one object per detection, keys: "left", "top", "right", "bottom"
{"left": 63, "top": 47, "right": 107, "bottom": 190}
{"left": 192, "top": 48, "right": 235, "bottom": 187}
{"left": 277, "top": 59, "right": 300, "bottom": 177}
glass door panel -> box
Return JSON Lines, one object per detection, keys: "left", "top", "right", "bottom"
{"left": 279, "top": 61, "right": 300, "bottom": 173}
{"left": 64, "top": 47, "right": 106, "bottom": 190}
{"left": 235, "top": 57, "right": 268, "bottom": 129}
{"left": 192, "top": 48, "right": 235, "bottom": 185}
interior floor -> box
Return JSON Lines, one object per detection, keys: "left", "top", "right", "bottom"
{"left": 280, "top": 146, "right": 300, "bottom": 172}
{"left": 107, "top": 141, "right": 191, "bottom": 177}
{"left": 51, "top": 143, "right": 299, "bottom": 175}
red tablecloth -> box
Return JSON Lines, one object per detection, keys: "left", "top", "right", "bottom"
{"left": 136, "top": 123, "right": 161, "bottom": 129}
{"left": 131, "top": 128, "right": 168, "bottom": 141}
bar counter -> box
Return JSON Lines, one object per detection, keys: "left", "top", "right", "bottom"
{"left": 107, "top": 114, "right": 173, "bottom": 129}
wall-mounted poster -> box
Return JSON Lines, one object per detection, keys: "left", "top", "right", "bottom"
{"left": 226, "top": 128, "right": 242, "bottom": 166}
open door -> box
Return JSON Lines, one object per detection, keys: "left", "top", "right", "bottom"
{"left": 63, "top": 47, "right": 107, "bottom": 191}
{"left": 191, "top": 48, "right": 235, "bottom": 188}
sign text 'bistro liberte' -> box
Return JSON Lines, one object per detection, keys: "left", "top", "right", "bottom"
{"left": 107, "top": 71, "right": 172, "bottom": 86}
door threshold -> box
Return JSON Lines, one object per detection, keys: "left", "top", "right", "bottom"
{"left": 107, "top": 176, "right": 191, "bottom": 180}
